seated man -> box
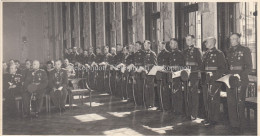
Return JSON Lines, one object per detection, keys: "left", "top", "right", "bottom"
{"left": 23, "top": 60, "right": 48, "bottom": 117}
{"left": 3, "top": 64, "right": 23, "bottom": 117}
{"left": 48, "top": 60, "right": 68, "bottom": 112}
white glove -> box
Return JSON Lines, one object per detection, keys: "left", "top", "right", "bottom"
{"left": 234, "top": 74, "right": 240, "bottom": 80}
{"left": 58, "top": 86, "right": 63, "bottom": 91}
{"left": 207, "top": 72, "right": 213, "bottom": 77}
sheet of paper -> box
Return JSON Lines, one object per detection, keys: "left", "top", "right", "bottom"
{"left": 216, "top": 74, "right": 232, "bottom": 88}
{"left": 147, "top": 66, "right": 164, "bottom": 76}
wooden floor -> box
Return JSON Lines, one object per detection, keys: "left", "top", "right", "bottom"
{"left": 3, "top": 90, "right": 257, "bottom": 135}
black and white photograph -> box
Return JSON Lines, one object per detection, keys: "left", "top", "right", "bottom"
{"left": 1, "top": 1, "right": 258, "bottom": 135}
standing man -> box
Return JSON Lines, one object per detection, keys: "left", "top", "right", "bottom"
{"left": 226, "top": 33, "right": 252, "bottom": 130}
{"left": 134, "top": 41, "right": 145, "bottom": 106}
{"left": 96, "top": 47, "right": 105, "bottom": 92}
{"left": 88, "top": 47, "right": 96, "bottom": 89}
{"left": 183, "top": 34, "right": 202, "bottom": 120}
{"left": 114, "top": 44, "right": 125, "bottom": 98}
{"left": 143, "top": 40, "right": 157, "bottom": 110}
{"left": 23, "top": 60, "right": 48, "bottom": 117}
{"left": 71, "top": 47, "right": 79, "bottom": 64}
{"left": 156, "top": 41, "right": 170, "bottom": 111}
{"left": 168, "top": 38, "right": 185, "bottom": 114}
{"left": 49, "top": 60, "right": 68, "bottom": 112}
{"left": 22, "top": 59, "right": 32, "bottom": 82}
{"left": 201, "top": 37, "right": 226, "bottom": 125}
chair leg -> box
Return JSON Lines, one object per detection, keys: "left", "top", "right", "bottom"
{"left": 46, "top": 95, "right": 49, "bottom": 113}
{"left": 89, "top": 92, "right": 92, "bottom": 107}
{"left": 48, "top": 97, "right": 51, "bottom": 112}
{"left": 69, "top": 94, "right": 72, "bottom": 110}
{"left": 16, "top": 100, "right": 20, "bottom": 116}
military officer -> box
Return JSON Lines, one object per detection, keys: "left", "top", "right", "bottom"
{"left": 68, "top": 48, "right": 73, "bottom": 62}
{"left": 109, "top": 47, "right": 117, "bottom": 95}
{"left": 201, "top": 37, "right": 226, "bottom": 125}
{"left": 49, "top": 60, "right": 68, "bottom": 112}
{"left": 143, "top": 40, "right": 157, "bottom": 109}
{"left": 134, "top": 41, "right": 145, "bottom": 106}
{"left": 22, "top": 59, "right": 32, "bottom": 82}
{"left": 83, "top": 50, "right": 88, "bottom": 65}
{"left": 76, "top": 48, "right": 84, "bottom": 64}
{"left": 95, "top": 47, "right": 105, "bottom": 92}
{"left": 23, "top": 60, "right": 48, "bottom": 117}
{"left": 70, "top": 47, "right": 79, "bottom": 64}
{"left": 125, "top": 44, "right": 136, "bottom": 101}
{"left": 226, "top": 33, "right": 252, "bottom": 129}
{"left": 156, "top": 41, "right": 170, "bottom": 111}
{"left": 3, "top": 64, "right": 23, "bottom": 117}
{"left": 62, "top": 58, "right": 75, "bottom": 78}
{"left": 103, "top": 46, "right": 112, "bottom": 93}
{"left": 88, "top": 47, "right": 96, "bottom": 89}
{"left": 183, "top": 34, "right": 202, "bottom": 120}
{"left": 114, "top": 44, "right": 125, "bottom": 99}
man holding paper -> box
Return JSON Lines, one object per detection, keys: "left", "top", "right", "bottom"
{"left": 143, "top": 40, "right": 157, "bottom": 110}
{"left": 183, "top": 34, "right": 202, "bottom": 120}
{"left": 201, "top": 37, "right": 226, "bottom": 126}
{"left": 168, "top": 38, "right": 185, "bottom": 114}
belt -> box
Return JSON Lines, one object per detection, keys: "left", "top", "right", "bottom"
{"left": 186, "top": 62, "right": 198, "bottom": 66}
{"left": 230, "top": 66, "right": 243, "bottom": 70}
{"left": 205, "top": 67, "right": 218, "bottom": 71}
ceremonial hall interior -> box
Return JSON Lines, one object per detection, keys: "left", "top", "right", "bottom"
{"left": 2, "top": 2, "right": 257, "bottom": 135}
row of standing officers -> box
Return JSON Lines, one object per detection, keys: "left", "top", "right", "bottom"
{"left": 66, "top": 33, "right": 251, "bottom": 130}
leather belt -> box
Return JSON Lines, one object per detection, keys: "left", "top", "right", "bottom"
{"left": 186, "top": 62, "right": 198, "bottom": 66}
{"left": 205, "top": 67, "right": 218, "bottom": 71}
{"left": 230, "top": 66, "right": 243, "bottom": 70}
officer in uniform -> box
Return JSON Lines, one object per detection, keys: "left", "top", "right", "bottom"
{"left": 62, "top": 58, "right": 75, "bottom": 79}
{"left": 108, "top": 47, "right": 117, "bottom": 95}
{"left": 68, "top": 48, "right": 73, "bottom": 62}
{"left": 226, "top": 33, "right": 252, "bottom": 129}
{"left": 87, "top": 47, "right": 96, "bottom": 89}
{"left": 183, "top": 34, "right": 202, "bottom": 120}
{"left": 83, "top": 50, "right": 88, "bottom": 65}
{"left": 3, "top": 64, "right": 23, "bottom": 117}
{"left": 23, "top": 60, "right": 48, "bottom": 117}
{"left": 49, "top": 60, "right": 68, "bottom": 112}
{"left": 201, "top": 37, "right": 226, "bottom": 125}
{"left": 126, "top": 44, "right": 135, "bottom": 101}
{"left": 168, "top": 38, "right": 185, "bottom": 114}
{"left": 114, "top": 44, "right": 125, "bottom": 99}
{"left": 134, "top": 41, "right": 145, "bottom": 106}
{"left": 96, "top": 47, "right": 105, "bottom": 92}
{"left": 121, "top": 46, "right": 130, "bottom": 100}
{"left": 143, "top": 40, "right": 157, "bottom": 109}
{"left": 71, "top": 47, "right": 79, "bottom": 64}
{"left": 156, "top": 41, "right": 170, "bottom": 111}
{"left": 22, "top": 59, "right": 32, "bottom": 82}
{"left": 103, "top": 46, "right": 112, "bottom": 93}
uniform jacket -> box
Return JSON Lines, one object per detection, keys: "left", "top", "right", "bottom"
{"left": 3, "top": 73, "right": 23, "bottom": 92}
{"left": 202, "top": 47, "right": 226, "bottom": 82}
{"left": 134, "top": 49, "right": 145, "bottom": 66}
{"left": 24, "top": 69, "right": 48, "bottom": 93}
{"left": 226, "top": 44, "right": 252, "bottom": 82}
{"left": 183, "top": 46, "right": 202, "bottom": 71}
{"left": 157, "top": 49, "right": 170, "bottom": 66}
{"left": 88, "top": 53, "right": 96, "bottom": 65}
{"left": 48, "top": 68, "right": 68, "bottom": 89}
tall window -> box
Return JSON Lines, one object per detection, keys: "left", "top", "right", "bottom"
{"left": 236, "top": 2, "right": 257, "bottom": 70}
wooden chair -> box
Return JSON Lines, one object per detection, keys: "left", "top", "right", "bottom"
{"left": 68, "top": 78, "right": 92, "bottom": 109}
{"left": 3, "top": 96, "right": 23, "bottom": 116}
